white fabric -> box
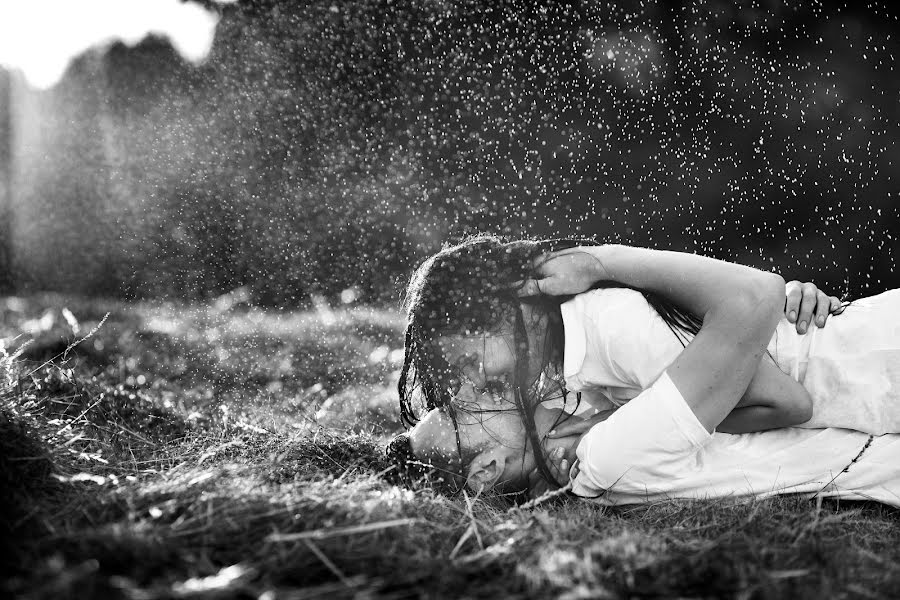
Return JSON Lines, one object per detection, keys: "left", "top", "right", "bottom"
{"left": 561, "top": 288, "right": 684, "bottom": 408}
{"left": 572, "top": 372, "right": 900, "bottom": 508}
{"left": 561, "top": 287, "right": 900, "bottom": 435}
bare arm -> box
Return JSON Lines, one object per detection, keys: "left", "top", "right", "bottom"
{"left": 720, "top": 357, "right": 812, "bottom": 433}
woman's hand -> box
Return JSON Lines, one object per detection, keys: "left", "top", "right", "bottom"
{"left": 784, "top": 280, "right": 844, "bottom": 334}
{"left": 527, "top": 446, "right": 574, "bottom": 499}
{"left": 526, "top": 410, "right": 615, "bottom": 499}
{"left": 546, "top": 409, "right": 615, "bottom": 439}
{"left": 516, "top": 247, "right": 610, "bottom": 297}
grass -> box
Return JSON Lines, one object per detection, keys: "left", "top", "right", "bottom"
{"left": 3, "top": 295, "right": 900, "bottom": 599}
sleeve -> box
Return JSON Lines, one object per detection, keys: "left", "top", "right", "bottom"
{"left": 580, "top": 288, "right": 687, "bottom": 390}
{"left": 570, "top": 371, "right": 711, "bottom": 498}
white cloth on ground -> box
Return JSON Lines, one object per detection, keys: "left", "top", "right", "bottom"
{"left": 571, "top": 371, "right": 900, "bottom": 508}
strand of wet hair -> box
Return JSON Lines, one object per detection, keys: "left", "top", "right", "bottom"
{"left": 512, "top": 303, "right": 561, "bottom": 489}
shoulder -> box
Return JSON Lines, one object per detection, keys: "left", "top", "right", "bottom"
{"left": 568, "top": 287, "right": 651, "bottom": 317}
{"left": 564, "top": 287, "right": 655, "bottom": 337}
{"left": 562, "top": 287, "right": 653, "bottom": 381}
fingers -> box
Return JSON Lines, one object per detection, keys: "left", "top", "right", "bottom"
{"left": 515, "top": 278, "right": 543, "bottom": 297}
{"left": 530, "top": 247, "right": 586, "bottom": 269}
{"left": 785, "top": 280, "right": 846, "bottom": 331}
{"left": 784, "top": 280, "right": 803, "bottom": 323}
{"left": 530, "top": 248, "right": 593, "bottom": 280}
{"left": 547, "top": 447, "right": 569, "bottom": 483}
{"left": 546, "top": 409, "right": 614, "bottom": 438}
{"left": 813, "top": 291, "right": 832, "bottom": 328}
{"left": 518, "top": 248, "right": 601, "bottom": 298}
{"left": 796, "top": 282, "right": 819, "bottom": 334}
{"left": 515, "top": 274, "right": 567, "bottom": 298}
{"left": 830, "top": 296, "right": 846, "bottom": 316}
{"left": 528, "top": 448, "right": 568, "bottom": 497}
{"left": 529, "top": 448, "right": 582, "bottom": 496}
{"left": 546, "top": 417, "right": 592, "bottom": 439}
{"left": 515, "top": 250, "right": 560, "bottom": 296}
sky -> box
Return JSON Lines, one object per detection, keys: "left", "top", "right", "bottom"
{"left": 0, "top": 0, "right": 222, "bottom": 89}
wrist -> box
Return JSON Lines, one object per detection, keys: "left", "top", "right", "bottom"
{"left": 584, "top": 244, "right": 621, "bottom": 283}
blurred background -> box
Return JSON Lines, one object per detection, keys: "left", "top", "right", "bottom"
{"left": 1, "top": 0, "right": 898, "bottom": 307}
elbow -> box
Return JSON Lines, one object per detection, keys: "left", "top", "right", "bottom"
{"left": 764, "top": 271, "right": 786, "bottom": 291}
{"left": 746, "top": 272, "right": 785, "bottom": 321}
{"left": 716, "top": 272, "right": 784, "bottom": 343}
{"left": 797, "top": 398, "right": 813, "bottom": 425}
{"left": 754, "top": 272, "right": 786, "bottom": 308}
{"left": 731, "top": 271, "right": 784, "bottom": 317}
{"left": 787, "top": 392, "right": 814, "bottom": 426}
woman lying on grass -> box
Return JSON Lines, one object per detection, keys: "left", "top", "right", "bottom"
{"left": 387, "top": 237, "right": 900, "bottom": 504}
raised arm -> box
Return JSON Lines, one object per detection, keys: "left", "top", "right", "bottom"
{"left": 524, "top": 246, "right": 785, "bottom": 432}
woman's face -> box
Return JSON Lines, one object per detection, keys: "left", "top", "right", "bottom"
{"left": 408, "top": 380, "right": 573, "bottom": 493}
{"left": 409, "top": 380, "right": 533, "bottom": 490}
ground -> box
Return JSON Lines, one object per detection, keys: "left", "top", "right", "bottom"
{"left": 3, "top": 295, "right": 900, "bottom": 599}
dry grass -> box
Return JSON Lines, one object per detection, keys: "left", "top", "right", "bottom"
{"left": 3, "top": 295, "right": 900, "bottom": 599}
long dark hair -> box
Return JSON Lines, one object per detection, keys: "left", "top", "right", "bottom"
{"left": 391, "top": 234, "right": 702, "bottom": 493}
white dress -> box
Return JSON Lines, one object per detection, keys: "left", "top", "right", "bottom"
{"left": 560, "top": 287, "right": 900, "bottom": 435}
{"left": 571, "top": 371, "right": 900, "bottom": 508}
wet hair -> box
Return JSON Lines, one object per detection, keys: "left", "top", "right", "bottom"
{"left": 392, "top": 234, "right": 702, "bottom": 493}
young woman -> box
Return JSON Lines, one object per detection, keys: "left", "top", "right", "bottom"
{"left": 389, "top": 235, "right": 897, "bottom": 494}
{"left": 389, "top": 242, "right": 900, "bottom": 506}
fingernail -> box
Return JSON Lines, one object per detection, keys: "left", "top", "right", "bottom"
{"left": 798, "top": 321, "right": 807, "bottom": 333}
{"left": 789, "top": 311, "right": 797, "bottom": 321}
{"left": 817, "top": 316, "right": 825, "bottom": 326}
